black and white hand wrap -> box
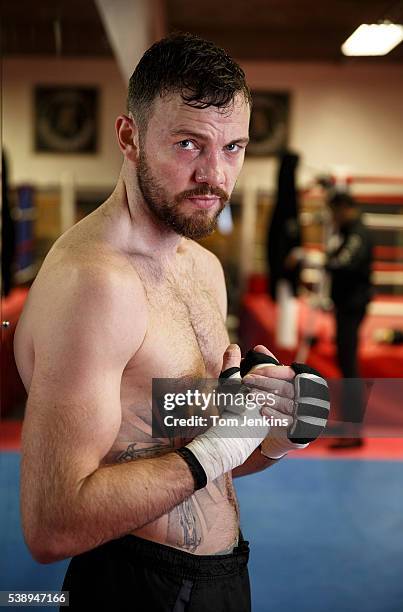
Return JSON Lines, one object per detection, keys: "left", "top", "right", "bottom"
{"left": 241, "top": 350, "right": 330, "bottom": 459}
{"left": 287, "top": 362, "right": 330, "bottom": 444}
{"left": 176, "top": 348, "right": 330, "bottom": 488}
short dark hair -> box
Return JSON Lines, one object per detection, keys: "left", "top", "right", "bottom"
{"left": 127, "top": 32, "right": 251, "bottom": 131}
{"left": 328, "top": 192, "right": 357, "bottom": 209}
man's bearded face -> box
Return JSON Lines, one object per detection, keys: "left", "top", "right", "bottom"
{"left": 137, "top": 145, "right": 229, "bottom": 239}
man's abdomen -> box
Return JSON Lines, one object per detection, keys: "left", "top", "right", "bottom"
{"left": 131, "top": 474, "right": 239, "bottom": 555}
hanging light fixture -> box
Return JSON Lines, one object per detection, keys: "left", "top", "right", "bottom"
{"left": 341, "top": 21, "right": 403, "bottom": 56}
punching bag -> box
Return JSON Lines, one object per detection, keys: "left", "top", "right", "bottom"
{"left": 267, "top": 151, "right": 301, "bottom": 300}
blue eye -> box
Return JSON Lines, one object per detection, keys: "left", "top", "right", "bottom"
{"left": 178, "top": 140, "right": 195, "bottom": 149}
{"left": 226, "top": 143, "right": 241, "bottom": 152}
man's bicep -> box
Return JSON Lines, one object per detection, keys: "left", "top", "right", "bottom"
{"left": 23, "top": 269, "right": 147, "bottom": 477}
{"left": 21, "top": 352, "right": 123, "bottom": 550}
{"left": 25, "top": 354, "right": 123, "bottom": 477}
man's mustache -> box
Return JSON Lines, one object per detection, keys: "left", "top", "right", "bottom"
{"left": 175, "top": 186, "right": 229, "bottom": 204}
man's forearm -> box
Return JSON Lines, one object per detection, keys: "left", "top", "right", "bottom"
{"left": 34, "top": 452, "right": 194, "bottom": 562}
{"left": 232, "top": 446, "right": 279, "bottom": 478}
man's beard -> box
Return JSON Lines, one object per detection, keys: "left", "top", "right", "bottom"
{"left": 137, "top": 149, "right": 229, "bottom": 239}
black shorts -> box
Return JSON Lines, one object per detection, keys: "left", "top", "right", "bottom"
{"left": 61, "top": 532, "right": 251, "bottom": 611}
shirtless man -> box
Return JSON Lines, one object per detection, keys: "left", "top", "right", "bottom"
{"left": 15, "top": 34, "right": 328, "bottom": 611}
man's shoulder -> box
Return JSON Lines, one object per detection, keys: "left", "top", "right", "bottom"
{"left": 27, "top": 241, "right": 147, "bottom": 330}
{"left": 21, "top": 252, "right": 148, "bottom": 366}
{"left": 40, "top": 241, "right": 140, "bottom": 289}
{"left": 349, "top": 218, "right": 373, "bottom": 248}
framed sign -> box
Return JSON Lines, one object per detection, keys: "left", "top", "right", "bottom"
{"left": 247, "top": 91, "right": 290, "bottom": 157}
{"left": 34, "top": 86, "right": 99, "bottom": 153}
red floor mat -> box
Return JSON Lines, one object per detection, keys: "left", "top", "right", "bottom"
{"left": 2, "top": 420, "right": 402, "bottom": 460}
{"left": 0, "top": 420, "right": 22, "bottom": 451}
{"left": 288, "top": 436, "right": 403, "bottom": 460}
{"left": 240, "top": 294, "right": 403, "bottom": 378}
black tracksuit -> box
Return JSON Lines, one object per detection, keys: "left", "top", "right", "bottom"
{"left": 326, "top": 216, "right": 373, "bottom": 429}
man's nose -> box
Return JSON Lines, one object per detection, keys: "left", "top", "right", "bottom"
{"left": 194, "top": 152, "right": 225, "bottom": 187}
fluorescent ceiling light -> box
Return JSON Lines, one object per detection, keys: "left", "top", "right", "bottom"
{"left": 341, "top": 22, "right": 403, "bottom": 56}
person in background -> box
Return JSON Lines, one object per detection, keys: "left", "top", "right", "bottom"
{"left": 326, "top": 192, "right": 373, "bottom": 449}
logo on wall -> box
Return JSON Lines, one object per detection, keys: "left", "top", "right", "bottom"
{"left": 34, "top": 86, "right": 99, "bottom": 153}
{"left": 247, "top": 91, "right": 290, "bottom": 157}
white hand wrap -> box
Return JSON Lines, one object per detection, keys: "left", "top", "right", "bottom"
{"left": 186, "top": 406, "right": 269, "bottom": 482}
{"left": 185, "top": 365, "right": 269, "bottom": 481}
{"left": 260, "top": 427, "right": 308, "bottom": 459}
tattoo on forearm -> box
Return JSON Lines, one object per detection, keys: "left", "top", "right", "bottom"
{"left": 116, "top": 442, "right": 172, "bottom": 463}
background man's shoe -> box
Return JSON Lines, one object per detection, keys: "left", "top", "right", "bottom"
{"left": 329, "top": 438, "right": 365, "bottom": 450}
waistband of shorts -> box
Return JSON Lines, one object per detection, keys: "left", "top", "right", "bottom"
{"left": 109, "top": 531, "right": 249, "bottom": 579}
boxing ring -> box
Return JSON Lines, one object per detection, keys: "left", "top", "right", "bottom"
{"left": 238, "top": 174, "right": 403, "bottom": 370}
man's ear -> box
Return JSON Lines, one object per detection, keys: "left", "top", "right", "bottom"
{"left": 115, "top": 114, "right": 140, "bottom": 162}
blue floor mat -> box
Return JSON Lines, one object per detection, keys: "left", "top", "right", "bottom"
{"left": 1, "top": 453, "right": 402, "bottom": 611}
{"left": 235, "top": 458, "right": 403, "bottom": 612}
{"left": 0, "top": 453, "right": 68, "bottom": 610}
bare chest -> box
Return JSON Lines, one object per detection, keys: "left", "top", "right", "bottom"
{"left": 145, "top": 271, "right": 228, "bottom": 375}
{"left": 103, "top": 265, "right": 229, "bottom": 464}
